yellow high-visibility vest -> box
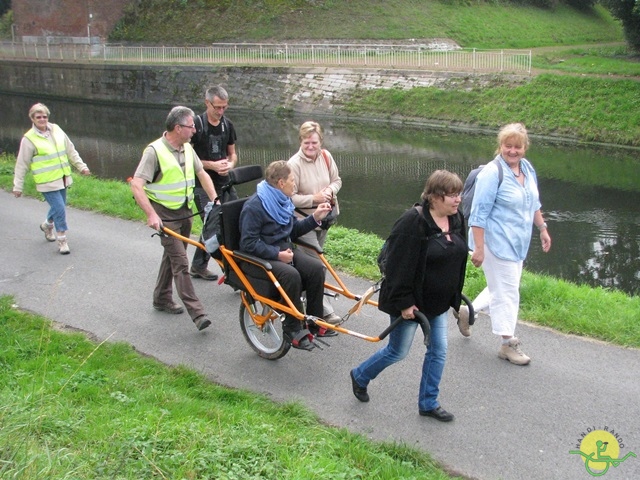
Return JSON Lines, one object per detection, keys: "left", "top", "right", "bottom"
{"left": 24, "top": 125, "right": 71, "bottom": 184}
{"left": 144, "top": 139, "right": 196, "bottom": 210}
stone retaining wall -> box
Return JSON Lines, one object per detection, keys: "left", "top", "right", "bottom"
{"left": 0, "top": 61, "right": 527, "bottom": 115}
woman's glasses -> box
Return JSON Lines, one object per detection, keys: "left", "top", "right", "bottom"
{"left": 34, "top": 115, "right": 48, "bottom": 119}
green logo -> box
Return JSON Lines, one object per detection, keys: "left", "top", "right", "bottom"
{"left": 569, "top": 428, "right": 636, "bottom": 477}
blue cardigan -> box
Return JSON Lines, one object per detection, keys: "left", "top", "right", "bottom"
{"left": 239, "top": 193, "right": 320, "bottom": 260}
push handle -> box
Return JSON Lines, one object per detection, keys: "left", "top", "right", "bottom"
{"left": 378, "top": 310, "right": 430, "bottom": 345}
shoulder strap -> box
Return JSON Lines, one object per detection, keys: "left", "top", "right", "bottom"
{"left": 415, "top": 204, "right": 461, "bottom": 241}
{"left": 320, "top": 149, "right": 330, "bottom": 170}
{"left": 492, "top": 157, "right": 504, "bottom": 188}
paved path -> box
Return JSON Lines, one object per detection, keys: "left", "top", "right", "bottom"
{"left": 2, "top": 190, "right": 639, "bottom": 480}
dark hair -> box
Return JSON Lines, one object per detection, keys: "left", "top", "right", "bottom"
{"left": 421, "top": 170, "right": 463, "bottom": 205}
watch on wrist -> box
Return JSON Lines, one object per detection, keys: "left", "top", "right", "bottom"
{"left": 537, "top": 222, "right": 548, "bottom": 231}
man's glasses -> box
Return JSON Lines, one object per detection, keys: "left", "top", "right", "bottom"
{"left": 208, "top": 102, "right": 228, "bottom": 110}
{"left": 444, "top": 192, "right": 462, "bottom": 198}
{"left": 34, "top": 115, "right": 48, "bottom": 119}
{"left": 178, "top": 124, "right": 196, "bottom": 129}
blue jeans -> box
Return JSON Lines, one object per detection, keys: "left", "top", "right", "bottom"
{"left": 352, "top": 311, "right": 448, "bottom": 411}
{"left": 42, "top": 188, "right": 68, "bottom": 232}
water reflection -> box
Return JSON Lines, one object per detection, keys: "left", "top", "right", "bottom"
{"left": 1, "top": 94, "right": 639, "bottom": 295}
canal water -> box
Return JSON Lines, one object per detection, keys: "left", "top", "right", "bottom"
{"left": 1, "top": 94, "right": 639, "bottom": 296}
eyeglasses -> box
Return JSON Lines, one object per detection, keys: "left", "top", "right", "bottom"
{"left": 208, "top": 102, "right": 228, "bottom": 110}
{"left": 178, "top": 124, "right": 196, "bottom": 129}
{"left": 34, "top": 115, "right": 48, "bottom": 119}
{"left": 444, "top": 192, "right": 462, "bottom": 198}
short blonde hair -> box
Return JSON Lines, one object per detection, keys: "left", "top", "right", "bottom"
{"left": 495, "top": 123, "right": 530, "bottom": 154}
{"left": 29, "top": 103, "right": 50, "bottom": 121}
{"left": 299, "top": 121, "right": 323, "bottom": 143}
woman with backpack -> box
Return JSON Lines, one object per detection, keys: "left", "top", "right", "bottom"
{"left": 349, "top": 170, "right": 468, "bottom": 422}
{"left": 463, "top": 123, "right": 551, "bottom": 365}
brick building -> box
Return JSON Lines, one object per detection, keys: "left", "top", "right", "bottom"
{"left": 12, "top": 0, "right": 129, "bottom": 44}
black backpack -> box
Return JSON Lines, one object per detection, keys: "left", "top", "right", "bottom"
{"left": 461, "top": 158, "right": 504, "bottom": 220}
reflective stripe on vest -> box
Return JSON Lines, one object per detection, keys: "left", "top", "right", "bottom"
{"left": 24, "top": 125, "right": 71, "bottom": 184}
{"left": 144, "top": 139, "right": 196, "bottom": 210}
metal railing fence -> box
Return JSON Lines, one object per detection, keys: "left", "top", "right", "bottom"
{"left": 0, "top": 42, "right": 532, "bottom": 74}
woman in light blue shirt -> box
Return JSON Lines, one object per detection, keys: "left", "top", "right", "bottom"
{"left": 464, "top": 123, "right": 551, "bottom": 365}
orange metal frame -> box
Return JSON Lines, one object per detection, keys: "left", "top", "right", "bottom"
{"left": 161, "top": 226, "right": 387, "bottom": 342}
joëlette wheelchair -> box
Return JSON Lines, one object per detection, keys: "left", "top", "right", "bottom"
{"left": 161, "top": 165, "right": 474, "bottom": 360}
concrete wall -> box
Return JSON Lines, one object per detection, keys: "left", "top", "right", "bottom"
{"left": 0, "top": 61, "right": 527, "bottom": 116}
{"left": 12, "top": 0, "right": 130, "bottom": 43}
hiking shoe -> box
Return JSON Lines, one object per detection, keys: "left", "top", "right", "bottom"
{"left": 350, "top": 370, "right": 369, "bottom": 402}
{"left": 194, "top": 315, "right": 212, "bottom": 331}
{"left": 40, "top": 221, "right": 56, "bottom": 242}
{"left": 153, "top": 302, "right": 185, "bottom": 314}
{"left": 453, "top": 305, "right": 471, "bottom": 337}
{"left": 189, "top": 268, "right": 218, "bottom": 281}
{"left": 57, "top": 236, "right": 70, "bottom": 255}
{"left": 323, "top": 313, "right": 342, "bottom": 325}
{"left": 498, "top": 338, "right": 531, "bottom": 365}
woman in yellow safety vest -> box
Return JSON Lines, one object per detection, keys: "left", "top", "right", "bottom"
{"left": 13, "top": 103, "right": 91, "bottom": 255}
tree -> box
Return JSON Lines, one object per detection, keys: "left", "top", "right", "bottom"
{"left": 601, "top": 0, "right": 640, "bottom": 51}
{"left": 0, "top": 0, "right": 10, "bottom": 17}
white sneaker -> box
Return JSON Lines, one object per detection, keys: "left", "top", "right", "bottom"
{"left": 40, "top": 221, "right": 56, "bottom": 242}
{"left": 498, "top": 338, "right": 530, "bottom": 365}
{"left": 453, "top": 305, "right": 471, "bottom": 337}
{"left": 57, "top": 236, "right": 70, "bottom": 255}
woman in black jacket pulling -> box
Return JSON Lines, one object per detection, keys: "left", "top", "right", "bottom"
{"left": 350, "top": 170, "right": 468, "bottom": 422}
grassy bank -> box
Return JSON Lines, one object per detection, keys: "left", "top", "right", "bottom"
{"left": 2, "top": 153, "right": 639, "bottom": 349}
{"left": 111, "top": 1, "right": 622, "bottom": 49}
{"left": 0, "top": 296, "right": 452, "bottom": 479}
{"left": 343, "top": 74, "right": 640, "bottom": 147}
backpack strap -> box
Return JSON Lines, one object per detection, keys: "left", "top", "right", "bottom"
{"left": 492, "top": 157, "right": 504, "bottom": 188}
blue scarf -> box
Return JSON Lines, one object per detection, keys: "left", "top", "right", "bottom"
{"left": 256, "top": 180, "right": 294, "bottom": 225}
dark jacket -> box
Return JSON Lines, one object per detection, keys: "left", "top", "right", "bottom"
{"left": 239, "top": 193, "right": 320, "bottom": 261}
{"left": 378, "top": 202, "right": 468, "bottom": 319}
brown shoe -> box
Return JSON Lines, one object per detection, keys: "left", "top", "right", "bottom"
{"left": 153, "top": 302, "right": 185, "bottom": 315}
{"left": 194, "top": 315, "right": 211, "bottom": 331}
{"left": 189, "top": 268, "right": 218, "bottom": 281}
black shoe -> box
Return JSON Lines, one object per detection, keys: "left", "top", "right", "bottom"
{"left": 419, "top": 406, "right": 454, "bottom": 422}
{"left": 350, "top": 370, "right": 369, "bottom": 402}
{"left": 193, "top": 315, "right": 212, "bottom": 331}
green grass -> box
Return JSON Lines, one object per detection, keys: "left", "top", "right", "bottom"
{"left": 110, "top": 1, "right": 623, "bottom": 49}
{"left": 0, "top": 295, "right": 452, "bottom": 479}
{"left": 3, "top": 153, "right": 640, "bottom": 349}
{"left": 532, "top": 44, "right": 640, "bottom": 76}
{"left": 342, "top": 74, "right": 640, "bottom": 146}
